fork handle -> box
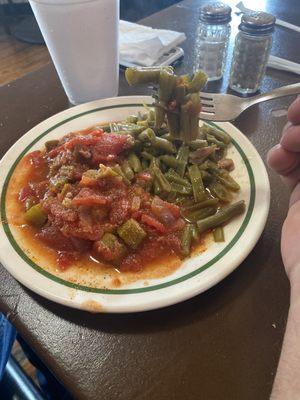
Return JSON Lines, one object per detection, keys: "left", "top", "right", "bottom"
{"left": 247, "top": 83, "right": 300, "bottom": 107}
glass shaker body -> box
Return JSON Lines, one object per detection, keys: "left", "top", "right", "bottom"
{"left": 195, "top": 21, "right": 231, "bottom": 81}
{"left": 194, "top": 2, "right": 232, "bottom": 81}
{"left": 229, "top": 31, "right": 273, "bottom": 94}
{"left": 229, "top": 11, "right": 275, "bottom": 94}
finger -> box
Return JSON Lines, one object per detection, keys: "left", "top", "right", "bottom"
{"left": 281, "top": 121, "right": 292, "bottom": 138}
{"left": 281, "top": 199, "right": 300, "bottom": 277}
{"left": 267, "top": 144, "right": 300, "bottom": 175}
{"left": 280, "top": 166, "right": 300, "bottom": 191}
{"left": 280, "top": 123, "right": 300, "bottom": 152}
{"left": 290, "top": 182, "right": 300, "bottom": 207}
{"left": 287, "top": 96, "right": 300, "bottom": 125}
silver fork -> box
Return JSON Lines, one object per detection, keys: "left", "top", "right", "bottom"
{"left": 199, "top": 83, "right": 300, "bottom": 121}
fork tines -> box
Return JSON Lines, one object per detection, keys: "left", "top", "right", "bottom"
{"left": 200, "top": 94, "right": 215, "bottom": 115}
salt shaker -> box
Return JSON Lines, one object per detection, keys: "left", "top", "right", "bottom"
{"left": 229, "top": 12, "right": 276, "bottom": 94}
{"left": 194, "top": 2, "right": 231, "bottom": 81}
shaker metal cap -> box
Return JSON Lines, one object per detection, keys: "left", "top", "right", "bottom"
{"left": 200, "top": 2, "right": 232, "bottom": 24}
{"left": 239, "top": 11, "right": 276, "bottom": 34}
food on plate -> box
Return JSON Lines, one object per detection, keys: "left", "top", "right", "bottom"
{"left": 126, "top": 66, "right": 207, "bottom": 142}
{"left": 16, "top": 68, "right": 245, "bottom": 272}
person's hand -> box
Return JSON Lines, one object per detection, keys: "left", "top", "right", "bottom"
{"left": 267, "top": 97, "right": 300, "bottom": 287}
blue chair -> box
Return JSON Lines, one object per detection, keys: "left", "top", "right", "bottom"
{"left": 0, "top": 315, "right": 44, "bottom": 399}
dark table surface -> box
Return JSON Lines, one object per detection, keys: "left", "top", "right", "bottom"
{"left": 1, "top": 0, "right": 300, "bottom": 399}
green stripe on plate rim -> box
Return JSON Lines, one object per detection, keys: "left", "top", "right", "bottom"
{"left": 0, "top": 103, "right": 255, "bottom": 294}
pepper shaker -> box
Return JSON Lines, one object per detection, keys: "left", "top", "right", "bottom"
{"left": 194, "top": 2, "right": 232, "bottom": 81}
{"left": 229, "top": 11, "right": 276, "bottom": 94}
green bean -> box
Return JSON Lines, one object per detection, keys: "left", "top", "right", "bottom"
{"left": 187, "top": 70, "right": 207, "bottom": 93}
{"left": 158, "top": 70, "right": 177, "bottom": 103}
{"left": 111, "top": 164, "right": 131, "bottom": 185}
{"left": 214, "top": 148, "right": 226, "bottom": 162}
{"left": 132, "top": 139, "right": 143, "bottom": 153}
{"left": 110, "top": 130, "right": 136, "bottom": 136}
{"left": 184, "top": 198, "right": 219, "bottom": 212}
{"left": 174, "top": 84, "right": 186, "bottom": 104}
{"left": 137, "top": 120, "right": 149, "bottom": 128}
{"left": 179, "top": 74, "right": 191, "bottom": 86}
{"left": 141, "top": 159, "right": 149, "bottom": 170}
{"left": 202, "top": 123, "right": 231, "bottom": 145}
{"left": 213, "top": 227, "right": 225, "bottom": 242}
{"left": 150, "top": 158, "right": 171, "bottom": 193}
{"left": 180, "top": 93, "right": 201, "bottom": 142}
{"left": 45, "top": 140, "right": 59, "bottom": 151}
{"left": 52, "top": 177, "right": 68, "bottom": 192}
{"left": 167, "top": 191, "right": 177, "bottom": 203}
{"left": 183, "top": 207, "right": 216, "bottom": 223}
{"left": 191, "top": 224, "right": 200, "bottom": 243}
{"left": 154, "top": 71, "right": 177, "bottom": 129}
{"left": 149, "top": 157, "right": 160, "bottom": 170}
{"left": 189, "top": 139, "right": 208, "bottom": 150}
{"left": 177, "top": 144, "right": 186, "bottom": 158}
{"left": 137, "top": 111, "right": 147, "bottom": 121}
{"left": 128, "top": 152, "right": 142, "bottom": 173}
{"left": 179, "top": 103, "right": 190, "bottom": 141}
{"left": 206, "top": 134, "right": 226, "bottom": 148}
{"left": 197, "top": 201, "right": 246, "bottom": 234}
{"left": 160, "top": 162, "right": 168, "bottom": 174}
{"left": 147, "top": 109, "right": 155, "bottom": 122}
{"left": 153, "top": 126, "right": 169, "bottom": 137}
{"left": 209, "top": 151, "right": 218, "bottom": 163}
{"left": 166, "top": 111, "right": 180, "bottom": 137}
{"left": 176, "top": 144, "right": 189, "bottom": 177}
{"left": 160, "top": 155, "right": 184, "bottom": 169}
{"left": 153, "top": 179, "right": 163, "bottom": 196}
{"left": 212, "top": 169, "right": 240, "bottom": 192}
{"left": 109, "top": 122, "right": 120, "bottom": 133}
{"left": 189, "top": 146, "right": 216, "bottom": 165}
{"left": 110, "top": 123, "right": 144, "bottom": 136}
{"left": 125, "top": 66, "right": 173, "bottom": 85}
{"left": 154, "top": 105, "right": 166, "bottom": 130}
{"left": 121, "top": 160, "right": 134, "bottom": 181}
{"left": 188, "top": 164, "right": 206, "bottom": 202}
{"left": 141, "top": 151, "right": 154, "bottom": 161}
{"left": 170, "top": 182, "right": 192, "bottom": 195}
{"left": 165, "top": 169, "right": 191, "bottom": 186}
{"left": 138, "top": 128, "right": 156, "bottom": 142}
{"left": 126, "top": 115, "right": 138, "bottom": 124}
{"left": 97, "top": 165, "right": 119, "bottom": 179}
{"left": 201, "top": 170, "right": 214, "bottom": 184}
{"left": 153, "top": 168, "right": 171, "bottom": 192}
{"left": 208, "top": 180, "right": 231, "bottom": 203}
{"left": 139, "top": 128, "right": 176, "bottom": 153}
{"left": 148, "top": 121, "right": 155, "bottom": 128}
{"left": 218, "top": 175, "right": 240, "bottom": 192}
{"left": 161, "top": 133, "right": 175, "bottom": 141}
{"left": 175, "top": 197, "right": 195, "bottom": 207}
{"left": 181, "top": 224, "right": 193, "bottom": 256}
{"left": 190, "top": 99, "right": 201, "bottom": 137}
{"left": 100, "top": 124, "right": 111, "bottom": 132}
{"left": 152, "top": 136, "right": 176, "bottom": 153}
{"left": 198, "top": 160, "right": 218, "bottom": 170}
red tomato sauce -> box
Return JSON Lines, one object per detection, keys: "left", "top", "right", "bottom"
{"left": 17, "top": 128, "right": 188, "bottom": 273}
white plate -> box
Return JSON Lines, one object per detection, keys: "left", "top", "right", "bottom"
{"left": 0, "top": 96, "right": 270, "bottom": 313}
